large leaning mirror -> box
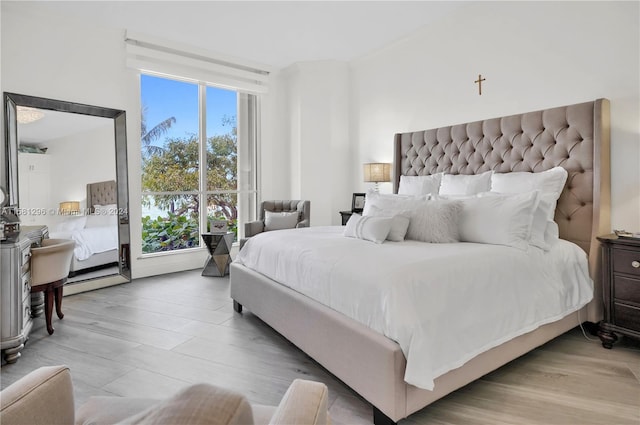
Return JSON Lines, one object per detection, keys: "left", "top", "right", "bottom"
{"left": 3, "top": 93, "right": 131, "bottom": 290}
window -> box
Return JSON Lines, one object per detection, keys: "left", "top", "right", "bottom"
{"left": 141, "top": 74, "right": 257, "bottom": 254}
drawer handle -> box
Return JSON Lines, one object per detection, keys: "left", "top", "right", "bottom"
{"left": 632, "top": 261, "right": 640, "bottom": 268}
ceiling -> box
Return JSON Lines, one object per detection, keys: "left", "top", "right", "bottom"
{"left": 18, "top": 109, "right": 112, "bottom": 145}
{"left": 17, "top": 1, "right": 470, "bottom": 69}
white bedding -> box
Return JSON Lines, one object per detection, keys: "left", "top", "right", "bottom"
{"left": 49, "top": 225, "right": 118, "bottom": 261}
{"left": 235, "top": 226, "right": 593, "bottom": 390}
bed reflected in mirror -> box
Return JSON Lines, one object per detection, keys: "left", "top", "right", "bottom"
{"left": 3, "top": 93, "right": 131, "bottom": 291}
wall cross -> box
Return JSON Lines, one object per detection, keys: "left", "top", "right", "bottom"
{"left": 474, "top": 74, "right": 486, "bottom": 95}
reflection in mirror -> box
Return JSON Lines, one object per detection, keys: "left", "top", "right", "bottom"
{"left": 3, "top": 93, "right": 131, "bottom": 289}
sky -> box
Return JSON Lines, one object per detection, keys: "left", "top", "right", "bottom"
{"left": 141, "top": 74, "right": 237, "bottom": 147}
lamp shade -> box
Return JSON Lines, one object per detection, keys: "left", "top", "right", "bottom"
{"left": 363, "top": 163, "right": 391, "bottom": 183}
{"left": 59, "top": 201, "right": 80, "bottom": 215}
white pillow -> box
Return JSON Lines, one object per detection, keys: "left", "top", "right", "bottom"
{"left": 491, "top": 166, "right": 568, "bottom": 201}
{"left": 362, "top": 190, "right": 425, "bottom": 216}
{"left": 55, "top": 216, "right": 87, "bottom": 232}
{"left": 398, "top": 173, "right": 442, "bottom": 196}
{"left": 85, "top": 214, "right": 116, "bottom": 228}
{"left": 405, "top": 200, "right": 462, "bottom": 243}
{"left": 264, "top": 211, "right": 299, "bottom": 231}
{"left": 459, "top": 191, "right": 539, "bottom": 250}
{"left": 490, "top": 167, "right": 568, "bottom": 250}
{"left": 343, "top": 214, "right": 393, "bottom": 244}
{"left": 439, "top": 170, "right": 493, "bottom": 195}
{"left": 367, "top": 205, "right": 411, "bottom": 242}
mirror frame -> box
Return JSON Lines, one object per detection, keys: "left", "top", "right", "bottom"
{"left": 3, "top": 92, "right": 131, "bottom": 284}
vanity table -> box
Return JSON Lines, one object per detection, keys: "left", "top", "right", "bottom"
{"left": 1, "top": 225, "right": 48, "bottom": 363}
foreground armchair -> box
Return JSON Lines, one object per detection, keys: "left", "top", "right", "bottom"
{"left": 1, "top": 365, "right": 330, "bottom": 425}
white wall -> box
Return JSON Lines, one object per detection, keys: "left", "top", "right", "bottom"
{"left": 273, "top": 61, "right": 351, "bottom": 225}
{"left": 1, "top": 3, "right": 207, "bottom": 279}
{"left": 349, "top": 1, "right": 640, "bottom": 231}
{"left": 46, "top": 124, "right": 116, "bottom": 211}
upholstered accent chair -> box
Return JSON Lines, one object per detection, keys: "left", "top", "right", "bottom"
{"left": 240, "top": 200, "right": 310, "bottom": 249}
{"left": 30, "top": 239, "right": 75, "bottom": 335}
{"left": 0, "top": 365, "right": 330, "bottom": 425}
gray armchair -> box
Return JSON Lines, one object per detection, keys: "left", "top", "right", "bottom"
{"left": 240, "top": 200, "right": 310, "bottom": 249}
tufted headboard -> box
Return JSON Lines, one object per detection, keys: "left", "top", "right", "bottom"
{"left": 86, "top": 180, "right": 117, "bottom": 213}
{"left": 393, "top": 99, "right": 610, "bottom": 322}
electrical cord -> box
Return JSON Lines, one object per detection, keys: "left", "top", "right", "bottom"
{"left": 577, "top": 308, "right": 598, "bottom": 341}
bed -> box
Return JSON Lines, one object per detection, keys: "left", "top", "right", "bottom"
{"left": 229, "top": 99, "right": 611, "bottom": 424}
{"left": 49, "top": 180, "right": 119, "bottom": 276}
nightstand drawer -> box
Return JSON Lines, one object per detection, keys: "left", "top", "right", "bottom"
{"left": 614, "top": 275, "right": 640, "bottom": 305}
{"left": 612, "top": 248, "right": 640, "bottom": 277}
{"left": 614, "top": 303, "right": 640, "bottom": 332}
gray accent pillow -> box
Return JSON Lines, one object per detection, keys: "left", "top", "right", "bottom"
{"left": 264, "top": 211, "right": 299, "bottom": 231}
{"left": 405, "top": 200, "right": 463, "bottom": 243}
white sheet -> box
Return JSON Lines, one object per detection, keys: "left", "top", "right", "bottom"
{"left": 49, "top": 225, "right": 118, "bottom": 261}
{"left": 235, "top": 226, "right": 593, "bottom": 391}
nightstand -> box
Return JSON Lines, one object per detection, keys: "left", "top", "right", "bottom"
{"left": 339, "top": 211, "right": 354, "bottom": 225}
{"left": 597, "top": 234, "right": 640, "bottom": 348}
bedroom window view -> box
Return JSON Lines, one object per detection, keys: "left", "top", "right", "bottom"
{"left": 140, "top": 74, "right": 241, "bottom": 254}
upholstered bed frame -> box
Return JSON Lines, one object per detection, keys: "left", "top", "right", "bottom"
{"left": 230, "top": 99, "right": 610, "bottom": 424}
{"left": 69, "top": 180, "right": 119, "bottom": 275}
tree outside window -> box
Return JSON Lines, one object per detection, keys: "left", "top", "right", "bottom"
{"left": 140, "top": 75, "right": 244, "bottom": 254}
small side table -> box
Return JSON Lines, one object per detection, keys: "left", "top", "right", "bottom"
{"left": 339, "top": 211, "right": 354, "bottom": 225}
{"left": 201, "top": 232, "right": 235, "bottom": 277}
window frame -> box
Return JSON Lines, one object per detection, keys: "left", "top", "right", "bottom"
{"left": 140, "top": 73, "right": 258, "bottom": 257}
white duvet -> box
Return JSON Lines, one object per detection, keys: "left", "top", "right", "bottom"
{"left": 49, "top": 225, "right": 118, "bottom": 261}
{"left": 235, "top": 226, "right": 593, "bottom": 390}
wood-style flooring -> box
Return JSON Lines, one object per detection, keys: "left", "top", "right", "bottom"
{"left": 1, "top": 269, "right": 639, "bottom": 424}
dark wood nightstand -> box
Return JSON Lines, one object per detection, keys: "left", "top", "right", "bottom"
{"left": 597, "top": 234, "right": 640, "bottom": 348}
{"left": 339, "top": 211, "right": 354, "bottom": 225}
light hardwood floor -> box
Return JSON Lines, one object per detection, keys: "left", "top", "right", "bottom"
{"left": 2, "top": 269, "right": 639, "bottom": 424}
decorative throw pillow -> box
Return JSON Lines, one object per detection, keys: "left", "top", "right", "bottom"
{"left": 366, "top": 205, "right": 411, "bottom": 242}
{"left": 343, "top": 214, "right": 393, "bottom": 244}
{"left": 405, "top": 200, "right": 463, "bottom": 243}
{"left": 398, "top": 173, "right": 443, "bottom": 196}
{"left": 459, "top": 191, "right": 539, "bottom": 250}
{"left": 264, "top": 211, "right": 299, "bottom": 231}
{"left": 116, "top": 383, "right": 254, "bottom": 425}
{"left": 439, "top": 170, "right": 493, "bottom": 195}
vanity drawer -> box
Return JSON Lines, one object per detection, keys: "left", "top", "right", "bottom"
{"left": 22, "top": 304, "right": 31, "bottom": 329}
{"left": 613, "top": 248, "right": 640, "bottom": 277}
{"left": 21, "top": 247, "right": 32, "bottom": 274}
{"left": 614, "top": 303, "right": 640, "bottom": 333}
{"left": 21, "top": 271, "right": 31, "bottom": 299}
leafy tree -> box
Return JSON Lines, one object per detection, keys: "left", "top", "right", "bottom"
{"left": 141, "top": 105, "right": 176, "bottom": 158}
{"left": 141, "top": 116, "right": 238, "bottom": 253}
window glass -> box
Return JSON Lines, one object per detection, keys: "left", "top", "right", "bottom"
{"left": 141, "top": 75, "right": 255, "bottom": 254}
